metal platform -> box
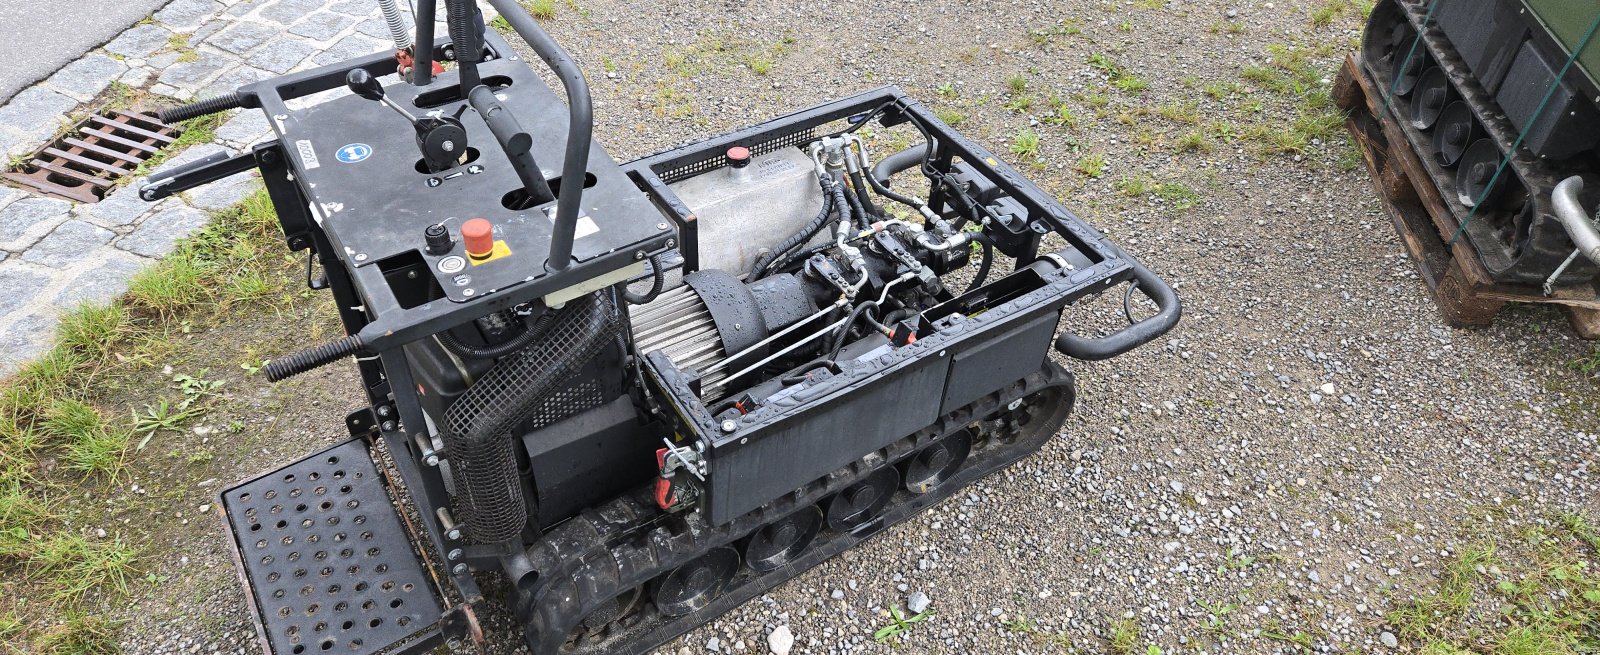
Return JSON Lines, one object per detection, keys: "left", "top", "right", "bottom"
{"left": 220, "top": 439, "right": 442, "bottom": 655}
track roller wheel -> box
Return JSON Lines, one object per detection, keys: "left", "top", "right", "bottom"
{"left": 1431, "top": 101, "right": 1476, "bottom": 167}
{"left": 1456, "top": 139, "right": 1507, "bottom": 208}
{"left": 562, "top": 587, "right": 644, "bottom": 651}
{"left": 743, "top": 506, "right": 824, "bottom": 572}
{"left": 902, "top": 429, "right": 973, "bottom": 494}
{"left": 825, "top": 467, "right": 898, "bottom": 533}
{"left": 1388, "top": 47, "right": 1426, "bottom": 99}
{"left": 1409, "top": 67, "right": 1452, "bottom": 131}
{"left": 652, "top": 547, "right": 739, "bottom": 618}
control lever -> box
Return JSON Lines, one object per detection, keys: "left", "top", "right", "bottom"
{"left": 467, "top": 85, "right": 556, "bottom": 208}
{"left": 346, "top": 68, "right": 468, "bottom": 173}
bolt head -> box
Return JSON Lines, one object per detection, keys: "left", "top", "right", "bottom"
{"left": 721, "top": 419, "right": 737, "bottom": 433}
{"left": 452, "top": 563, "right": 468, "bottom": 575}
{"left": 1007, "top": 399, "right": 1024, "bottom": 411}
{"left": 446, "top": 528, "right": 462, "bottom": 540}
{"left": 380, "top": 420, "right": 397, "bottom": 432}
{"left": 425, "top": 454, "right": 440, "bottom": 466}
{"left": 448, "top": 548, "right": 463, "bottom": 561}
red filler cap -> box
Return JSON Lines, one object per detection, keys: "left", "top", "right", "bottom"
{"left": 727, "top": 146, "right": 751, "bottom": 168}
{"left": 462, "top": 218, "right": 494, "bottom": 258}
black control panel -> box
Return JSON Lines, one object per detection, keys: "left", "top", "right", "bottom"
{"left": 272, "top": 53, "right": 665, "bottom": 305}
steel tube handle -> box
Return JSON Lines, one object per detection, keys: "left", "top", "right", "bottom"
{"left": 1055, "top": 252, "right": 1181, "bottom": 361}
{"left": 484, "top": 0, "right": 593, "bottom": 272}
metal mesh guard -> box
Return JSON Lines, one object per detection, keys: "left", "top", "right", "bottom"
{"left": 221, "top": 440, "right": 441, "bottom": 655}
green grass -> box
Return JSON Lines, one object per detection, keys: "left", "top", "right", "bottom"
{"left": 1387, "top": 517, "right": 1600, "bottom": 653}
{"left": 55, "top": 304, "right": 129, "bottom": 361}
{"left": 33, "top": 611, "right": 122, "bottom": 655}
{"left": 1075, "top": 153, "right": 1106, "bottom": 178}
{"left": 1009, "top": 128, "right": 1040, "bottom": 160}
{"left": 41, "top": 398, "right": 129, "bottom": 476}
{"left": 34, "top": 533, "right": 138, "bottom": 600}
{"left": 1176, "top": 131, "right": 1209, "bottom": 153}
{"left": 1007, "top": 74, "right": 1028, "bottom": 94}
{"left": 934, "top": 108, "right": 965, "bottom": 127}
{"left": 1109, "top": 616, "right": 1139, "bottom": 654}
{"left": 1116, "top": 177, "right": 1199, "bottom": 210}
{"left": 0, "top": 185, "right": 303, "bottom": 646}
{"left": 525, "top": 0, "right": 557, "bottom": 19}
{"left": 872, "top": 605, "right": 932, "bottom": 645}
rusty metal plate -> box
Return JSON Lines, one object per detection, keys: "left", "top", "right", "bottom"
{"left": 2, "top": 109, "right": 177, "bottom": 202}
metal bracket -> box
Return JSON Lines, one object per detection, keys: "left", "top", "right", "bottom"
{"left": 138, "top": 149, "right": 259, "bottom": 201}
{"left": 439, "top": 604, "right": 486, "bottom": 652}
{"left": 345, "top": 407, "right": 378, "bottom": 437}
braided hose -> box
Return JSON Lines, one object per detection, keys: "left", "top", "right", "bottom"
{"left": 375, "top": 0, "right": 414, "bottom": 50}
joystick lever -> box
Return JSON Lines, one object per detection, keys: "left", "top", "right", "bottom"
{"left": 347, "top": 68, "right": 468, "bottom": 174}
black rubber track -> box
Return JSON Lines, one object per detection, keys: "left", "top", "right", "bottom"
{"left": 511, "top": 363, "right": 1076, "bottom": 654}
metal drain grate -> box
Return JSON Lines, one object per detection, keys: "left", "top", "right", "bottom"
{"left": 221, "top": 440, "right": 441, "bottom": 655}
{"left": 1, "top": 109, "right": 178, "bottom": 202}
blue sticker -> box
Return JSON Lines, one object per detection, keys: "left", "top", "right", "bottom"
{"left": 335, "top": 143, "right": 372, "bottom": 163}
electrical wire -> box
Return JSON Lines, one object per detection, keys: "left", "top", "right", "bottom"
{"left": 622, "top": 254, "right": 665, "bottom": 304}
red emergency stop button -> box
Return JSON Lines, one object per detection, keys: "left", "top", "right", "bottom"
{"left": 727, "top": 146, "right": 751, "bottom": 168}
{"left": 462, "top": 218, "right": 494, "bottom": 259}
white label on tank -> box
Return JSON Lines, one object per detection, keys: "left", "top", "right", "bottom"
{"left": 296, "top": 140, "right": 320, "bottom": 170}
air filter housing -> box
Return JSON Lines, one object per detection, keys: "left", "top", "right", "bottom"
{"left": 630, "top": 270, "right": 817, "bottom": 399}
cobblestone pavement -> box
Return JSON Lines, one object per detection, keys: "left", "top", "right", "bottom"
{"left": 0, "top": 0, "right": 449, "bottom": 375}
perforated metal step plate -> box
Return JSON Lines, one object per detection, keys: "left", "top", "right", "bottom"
{"left": 221, "top": 440, "right": 441, "bottom": 655}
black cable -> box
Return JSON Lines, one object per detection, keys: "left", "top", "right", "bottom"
{"left": 780, "top": 358, "right": 839, "bottom": 385}
{"left": 838, "top": 101, "right": 896, "bottom": 136}
{"left": 1122, "top": 280, "right": 1141, "bottom": 324}
{"left": 438, "top": 311, "right": 555, "bottom": 359}
{"left": 826, "top": 302, "right": 879, "bottom": 362}
{"left": 863, "top": 161, "right": 923, "bottom": 210}
{"left": 623, "top": 255, "right": 665, "bottom": 304}
{"left": 964, "top": 232, "right": 995, "bottom": 294}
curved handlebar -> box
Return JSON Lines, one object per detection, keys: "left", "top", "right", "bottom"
{"left": 484, "top": 0, "right": 593, "bottom": 272}
{"left": 1055, "top": 250, "right": 1181, "bottom": 361}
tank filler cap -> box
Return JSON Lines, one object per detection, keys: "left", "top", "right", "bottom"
{"left": 726, "top": 146, "right": 751, "bottom": 168}
{"left": 462, "top": 218, "right": 494, "bottom": 258}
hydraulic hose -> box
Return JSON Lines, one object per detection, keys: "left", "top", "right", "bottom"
{"left": 848, "top": 168, "right": 880, "bottom": 219}
{"left": 964, "top": 231, "right": 995, "bottom": 294}
{"left": 750, "top": 177, "right": 838, "bottom": 279}
{"left": 445, "top": 0, "right": 482, "bottom": 89}
{"left": 842, "top": 184, "right": 871, "bottom": 231}
{"left": 623, "top": 255, "right": 665, "bottom": 304}
{"left": 871, "top": 143, "right": 928, "bottom": 187}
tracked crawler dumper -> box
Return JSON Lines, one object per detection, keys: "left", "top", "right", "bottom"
{"left": 141, "top": 2, "right": 1180, "bottom": 652}
{"left": 1340, "top": 0, "right": 1600, "bottom": 333}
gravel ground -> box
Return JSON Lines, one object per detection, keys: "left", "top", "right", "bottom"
{"left": 113, "top": 1, "right": 1599, "bottom": 654}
